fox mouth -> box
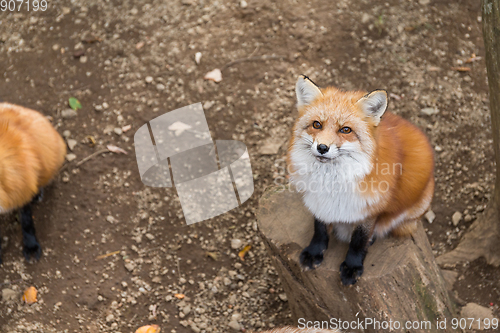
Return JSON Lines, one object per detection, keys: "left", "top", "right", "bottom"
{"left": 316, "top": 156, "right": 333, "bottom": 163}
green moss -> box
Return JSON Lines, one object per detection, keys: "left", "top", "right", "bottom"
{"left": 414, "top": 278, "right": 439, "bottom": 324}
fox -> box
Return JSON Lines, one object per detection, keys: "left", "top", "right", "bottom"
{"left": 0, "top": 103, "right": 66, "bottom": 263}
{"left": 286, "top": 75, "right": 434, "bottom": 285}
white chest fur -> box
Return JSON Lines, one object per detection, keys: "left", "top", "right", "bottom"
{"left": 299, "top": 170, "right": 373, "bottom": 224}
{"left": 290, "top": 154, "right": 380, "bottom": 224}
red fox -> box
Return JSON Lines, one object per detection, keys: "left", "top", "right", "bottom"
{"left": 287, "top": 75, "right": 434, "bottom": 285}
{"left": 0, "top": 103, "right": 66, "bottom": 263}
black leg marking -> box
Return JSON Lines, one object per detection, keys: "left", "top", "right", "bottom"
{"left": 0, "top": 228, "right": 2, "bottom": 265}
{"left": 32, "top": 188, "right": 44, "bottom": 203}
{"left": 340, "top": 225, "right": 371, "bottom": 285}
{"left": 20, "top": 203, "right": 41, "bottom": 262}
{"left": 300, "top": 218, "right": 329, "bottom": 270}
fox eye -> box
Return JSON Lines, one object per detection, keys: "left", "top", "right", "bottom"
{"left": 312, "top": 121, "right": 322, "bottom": 129}
{"left": 340, "top": 126, "right": 352, "bottom": 134}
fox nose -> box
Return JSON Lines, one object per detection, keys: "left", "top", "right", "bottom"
{"left": 317, "top": 144, "right": 329, "bottom": 155}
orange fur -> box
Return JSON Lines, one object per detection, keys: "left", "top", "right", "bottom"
{"left": 0, "top": 103, "right": 66, "bottom": 212}
{"left": 363, "top": 112, "right": 434, "bottom": 236}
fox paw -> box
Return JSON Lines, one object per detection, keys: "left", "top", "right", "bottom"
{"left": 23, "top": 242, "right": 41, "bottom": 262}
{"left": 300, "top": 246, "right": 325, "bottom": 270}
{"left": 340, "top": 261, "right": 363, "bottom": 285}
{"left": 32, "top": 188, "right": 44, "bottom": 203}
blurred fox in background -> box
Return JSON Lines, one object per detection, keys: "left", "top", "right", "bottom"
{"left": 0, "top": 103, "right": 66, "bottom": 263}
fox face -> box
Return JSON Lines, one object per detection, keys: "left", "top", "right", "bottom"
{"left": 289, "top": 75, "right": 388, "bottom": 190}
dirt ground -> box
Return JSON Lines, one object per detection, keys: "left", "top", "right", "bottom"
{"left": 0, "top": 0, "right": 498, "bottom": 332}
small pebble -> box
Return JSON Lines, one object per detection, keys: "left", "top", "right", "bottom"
{"left": 452, "top": 211, "right": 462, "bottom": 226}
{"left": 195, "top": 52, "right": 202, "bottom": 65}
{"left": 66, "top": 139, "right": 77, "bottom": 151}
{"left": 420, "top": 107, "right": 439, "bottom": 116}
{"left": 425, "top": 210, "right": 436, "bottom": 224}
{"left": 125, "top": 262, "right": 136, "bottom": 272}
{"left": 2, "top": 288, "right": 17, "bottom": 301}
{"left": 66, "top": 153, "right": 77, "bottom": 162}
{"left": 231, "top": 239, "right": 242, "bottom": 249}
{"left": 203, "top": 101, "right": 215, "bottom": 110}
{"left": 182, "top": 305, "right": 191, "bottom": 315}
{"left": 228, "top": 320, "right": 241, "bottom": 331}
{"left": 61, "top": 109, "right": 77, "bottom": 119}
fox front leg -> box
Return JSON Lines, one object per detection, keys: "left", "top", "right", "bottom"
{"left": 340, "top": 224, "right": 374, "bottom": 285}
{"left": 20, "top": 203, "right": 42, "bottom": 262}
{"left": 300, "top": 218, "right": 329, "bottom": 270}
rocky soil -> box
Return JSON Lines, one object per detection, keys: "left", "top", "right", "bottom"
{"left": 0, "top": 0, "right": 498, "bottom": 332}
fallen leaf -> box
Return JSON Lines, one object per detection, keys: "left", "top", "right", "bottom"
{"left": 96, "top": 251, "right": 120, "bottom": 260}
{"left": 465, "top": 53, "right": 483, "bottom": 64}
{"left": 22, "top": 286, "right": 37, "bottom": 304}
{"left": 451, "top": 66, "right": 471, "bottom": 72}
{"left": 174, "top": 293, "right": 185, "bottom": 299}
{"left": 82, "top": 36, "right": 102, "bottom": 44}
{"left": 85, "top": 135, "right": 96, "bottom": 147}
{"left": 238, "top": 245, "right": 252, "bottom": 261}
{"left": 68, "top": 97, "right": 82, "bottom": 110}
{"left": 465, "top": 55, "right": 482, "bottom": 63}
{"left": 107, "top": 145, "right": 128, "bottom": 155}
{"left": 205, "top": 251, "right": 219, "bottom": 261}
{"left": 135, "top": 325, "right": 161, "bottom": 333}
{"left": 427, "top": 66, "right": 441, "bottom": 72}
{"left": 204, "top": 68, "right": 222, "bottom": 83}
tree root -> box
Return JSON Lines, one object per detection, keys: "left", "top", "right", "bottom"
{"left": 437, "top": 203, "right": 500, "bottom": 267}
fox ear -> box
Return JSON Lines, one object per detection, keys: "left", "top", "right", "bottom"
{"left": 356, "top": 90, "right": 388, "bottom": 126}
{"left": 296, "top": 75, "right": 323, "bottom": 108}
